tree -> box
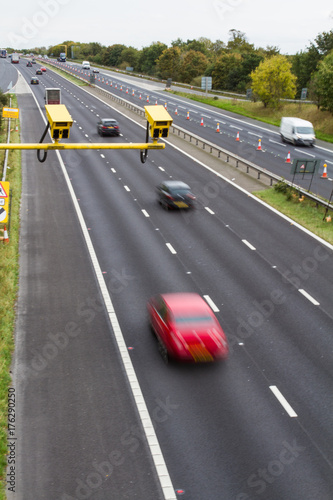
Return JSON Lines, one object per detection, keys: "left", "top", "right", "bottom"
{"left": 314, "top": 50, "right": 333, "bottom": 113}
{"left": 119, "top": 47, "right": 139, "bottom": 70}
{"left": 250, "top": 55, "right": 297, "bottom": 108}
{"left": 156, "top": 47, "right": 182, "bottom": 80}
{"left": 179, "top": 50, "right": 208, "bottom": 83}
{"left": 212, "top": 53, "right": 242, "bottom": 90}
{"left": 137, "top": 42, "right": 167, "bottom": 75}
{"left": 101, "top": 44, "right": 127, "bottom": 67}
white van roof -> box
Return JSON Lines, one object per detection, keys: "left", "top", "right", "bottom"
{"left": 281, "top": 117, "right": 313, "bottom": 127}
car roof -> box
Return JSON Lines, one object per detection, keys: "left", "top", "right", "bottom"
{"left": 161, "top": 293, "right": 211, "bottom": 315}
{"left": 101, "top": 118, "right": 117, "bottom": 122}
{"left": 161, "top": 180, "right": 190, "bottom": 189}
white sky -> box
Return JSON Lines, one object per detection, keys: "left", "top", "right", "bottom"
{"left": 1, "top": 0, "right": 332, "bottom": 55}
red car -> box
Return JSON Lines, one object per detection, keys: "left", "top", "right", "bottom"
{"left": 40, "top": 67, "right": 46, "bottom": 72}
{"left": 147, "top": 293, "right": 229, "bottom": 363}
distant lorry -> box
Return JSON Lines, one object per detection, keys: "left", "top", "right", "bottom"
{"left": 44, "top": 88, "right": 61, "bottom": 105}
{"left": 11, "top": 53, "right": 19, "bottom": 64}
{"left": 0, "top": 49, "right": 7, "bottom": 58}
{"left": 58, "top": 52, "right": 66, "bottom": 62}
{"left": 82, "top": 61, "right": 90, "bottom": 70}
{"left": 280, "top": 117, "right": 315, "bottom": 147}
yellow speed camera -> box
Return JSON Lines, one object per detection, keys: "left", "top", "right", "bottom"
{"left": 145, "top": 105, "right": 173, "bottom": 140}
{"left": 45, "top": 104, "right": 73, "bottom": 140}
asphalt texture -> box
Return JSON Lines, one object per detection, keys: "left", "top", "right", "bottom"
{"left": 9, "top": 87, "right": 166, "bottom": 499}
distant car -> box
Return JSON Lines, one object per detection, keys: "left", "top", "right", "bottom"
{"left": 36, "top": 69, "right": 42, "bottom": 75}
{"left": 148, "top": 293, "right": 229, "bottom": 363}
{"left": 97, "top": 118, "right": 120, "bottom": 136}
{"left": 92, "top": 68, "right": 99, "bottom": 73}
{"left": 30, "top": 77, "right": 39, "bottom": 85}
{"left": 156, "top": 180, "right": 196, "bottom": 210}
{"left": 32, "top": 59, "right": 36, "bottom": 64}
{"left": 26, "top": 61, "right": 32, "bottom": 67}
{"left": 40, "top": 67, "right": 46, "bottom": 72}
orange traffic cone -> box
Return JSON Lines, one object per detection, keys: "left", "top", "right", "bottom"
{"left": 2, "top": 225, "right": 9, "bottom": 244}
{"left": 175, "top": 108, "right": 178, "bottom": 115}
{"left": 164, "top": 103, "right": 167, "bottom": 110}
{"left": 200, "top": 117, "right": 204, "bottom": 126}
{"left": 110, "top": 81, "right": 112, "bottom": 86}
{"left": 285, "top": 151, "right": 291, "bottom": 163}
{"left": 186, "top": 111, "right": 190, "bottom": 120}
{"left": 155, "top": 100, "right": 158, "bottom": 105}
{"left": 321, "top": 163, "right": 328, "bottom": 179}
{"left": 216, "top": 122, "right": 220, "bottom": 133}
{"left": 120, "top": 85, "right": 122, "bottom": 91}
{"left": 146, "top": 95, "right": 149, "bottom": 102}
{"left": 132, "top": 89, "right": 135, "bottom": 96}
{"left": 126, "top": 88, "right": 128, "bottom": 94}
{"left": 257, "top": 138, "right": 262, "bottom": 151}
{"left": 236, "top": 131, "right": 240, "bottom": 141}
{"left": 139, "top": 94, "right": 142, "bottom": 100}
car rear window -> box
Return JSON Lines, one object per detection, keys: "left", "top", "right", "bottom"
{"left": 103, "top": 120, "right": 117, "bottom": 126}
{"left": 174, "top": 315, "right": 213, "bottom": 324}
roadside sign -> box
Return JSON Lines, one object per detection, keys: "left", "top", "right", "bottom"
{"left": 2, "top": 107, "right": 19, "bottom": 119}
{"left": 301, "top": 88, "right": 308, "bottom": 100}
{"left": 201, "top": 77, "right": 212, "bottom": 91}
{"left": 0, "top": 181, "right": 9, "bottom": 223}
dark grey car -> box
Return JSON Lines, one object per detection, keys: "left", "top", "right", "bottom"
{"left": 156, "top": 180, "right": 196, "bottom": 210}
{"left": 97, "top": 118, "right": 120, "bottom": 136}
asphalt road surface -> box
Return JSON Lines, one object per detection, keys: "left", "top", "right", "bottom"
{"left": 5, "top": 60, "right": 333, "bottom": 500}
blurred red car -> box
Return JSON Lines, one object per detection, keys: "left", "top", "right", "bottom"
{"left": 147, "top": 293, "right": 228, "bottom": 363}
{"left": 40, "top": 67, "right": 46, "bottom": 72}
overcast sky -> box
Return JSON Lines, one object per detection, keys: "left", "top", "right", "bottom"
{"left": 1, "top": 0, "right": 332, "bottom": 54}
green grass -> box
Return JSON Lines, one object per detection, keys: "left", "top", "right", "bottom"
{"left": 0, "top": 97, "right": 21, "bottom": 499}
{"left": 254, "top": 184, "right": 333, "bottom": 244}
{"left": 171, "top": 91, "right": 333, "bottom": 143}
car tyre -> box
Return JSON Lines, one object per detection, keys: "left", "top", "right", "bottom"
{"left": 158, "top": 340, "right": 169, "bottom": 364}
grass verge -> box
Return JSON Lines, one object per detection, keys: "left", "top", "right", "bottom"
{"left": 254, "top": 183, "right": 333, "bottom": 245}
{"left": 171, "top": 91, "right": 333, "bottom": 144}
{"left": 0, "top": 96, "right": 21, "bottom": 499}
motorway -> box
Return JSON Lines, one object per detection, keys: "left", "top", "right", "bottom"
{"left": 52, "top": 59, "right": 333, "bottom": 200}
{"left": 2, "top": 58, "right": 333, "bottom": 499}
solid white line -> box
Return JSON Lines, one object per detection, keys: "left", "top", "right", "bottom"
{"left": 166, "top": 243, "right": 177, "bottom": 254}
{"left": 142, "top": 209, "right": 149, "bottom": 217}
{"left": 204, "top": 206, "right": 215, "bottom": 215}
{"left": 295, "top": 149, "right": 315, "bottom": 157}
{"left": 270, "top": 386, "right": 298, "bottom": 417}
{"left": 203, "top": 295, "right": 219, "bottom": 312}
{"left": 269, "top": 139, "right": 286, "bottom": 146}
{"left": 298, "top": 289, "right": 320, "bottom": 305}
{"left": 242, "top": 239, "right": 256, "bottom": 251}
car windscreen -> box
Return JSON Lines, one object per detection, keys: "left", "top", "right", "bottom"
{"left": 296, "top": 127, "right": 313, "bottom": 134}
{"left": 103, "top": 121, "right": 117, "bottom": 126}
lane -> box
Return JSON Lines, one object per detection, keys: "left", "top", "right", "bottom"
{"left": 11, "top": 63, "right": 333, "bottom": 499}
{"left": 10, "top": 78, "right": 168, "bottom": 500}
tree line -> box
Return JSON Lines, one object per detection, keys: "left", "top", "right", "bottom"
{"left": 9, "top": 29, "right": 333, "bottom": 112}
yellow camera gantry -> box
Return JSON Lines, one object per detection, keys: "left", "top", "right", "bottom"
{"left": 0, "top": 105, "right": 173, "bottom": 164}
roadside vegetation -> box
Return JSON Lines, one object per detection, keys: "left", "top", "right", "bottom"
{"left": 0, "top": 93, "right": 21, "bottom": 499}
{"left": 171, "top": 93, "right": 333, "bottom": 143}
{"left": 254, "top": 183, "right": 333, "bottom": 245}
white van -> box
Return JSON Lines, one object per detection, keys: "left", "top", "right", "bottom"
{"left": 280, "top": 117, "right": 315, "bottom": 147}
{"left": 82, "top": 61, "right": 90, "bottom": 70}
